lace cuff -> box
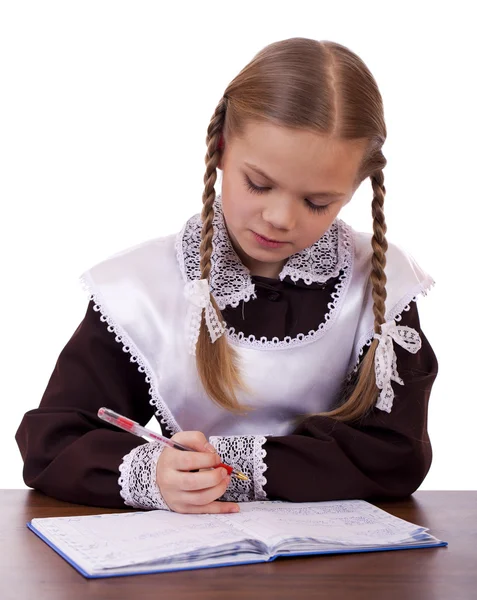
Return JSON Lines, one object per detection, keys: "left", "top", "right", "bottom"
{"left": 209, "top": 435, "right": 268, "bottom": 502}
{"left": 118, "top": 442, "right": 171, "bottom": 510}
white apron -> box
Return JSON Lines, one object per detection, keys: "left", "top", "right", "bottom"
{"left": 80, "top": 197, "right": 434, "bottom": 439}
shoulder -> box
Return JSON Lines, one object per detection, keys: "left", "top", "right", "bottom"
{"left": 78, "top": 230, "right": 187, "bottom": 322}
{"left": 81, "top": 232, "right": 181, "bottom": 286}
{"left": 347, "top": 226, "right": 435, "bottom": 368}
{"left": 96, "top": 232, "right": 178, "bottom": 268}
{"left": 350, "top": 227, "right": 434, "bottom": 292}
{"left": 78, "top": 230, "right": 187, "bottom": 335}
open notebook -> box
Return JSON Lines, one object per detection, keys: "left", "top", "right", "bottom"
{"left": 28, "top": 499, "right": 447, "bottom": 578}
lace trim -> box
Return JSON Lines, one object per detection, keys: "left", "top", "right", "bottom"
{"left": 79, "top": 273, "right": 181, "bottom": 436}
{"left": 279, "top": 216, "right": 348, "bottom": 284}
{"left": 225, "top": 222, "right": 354, "bottom": 350}
{"left": 347, "top": 278, "right": 436, "bottom": 377}
{"left": 175, "top": 200, "right": 257, "bottom": 311}
{"left": 118, "top": 442, "right": 170, "bottom": 510}
{"left": 175, "top": 194, "right": 351, "bottom": 311}
{"left": 209, "top": 435, "right": 268, "bottom": 502}
{"left": 373, "top": 320, "right": 422, "bottom": 413}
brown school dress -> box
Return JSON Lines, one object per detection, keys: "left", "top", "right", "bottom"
{"left": 15, "top": 271, "right": 438, "bottom": 509}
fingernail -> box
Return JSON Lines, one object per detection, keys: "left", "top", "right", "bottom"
{"left": 230, "top": 505, "right": 240, "bottom": 513}
{"left": 221, "top": 468, "right": 228, "bottom": 479}
{"left": 204, "top": 442, "right": 216, "bottom": 453}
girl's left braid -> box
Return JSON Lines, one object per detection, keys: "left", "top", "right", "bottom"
{"left": 369, "top": 169, "right": 388, "bottom": 333}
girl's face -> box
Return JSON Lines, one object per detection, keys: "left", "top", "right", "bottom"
{"left": 218, "top": 120, "right": 367, "bottom": 278}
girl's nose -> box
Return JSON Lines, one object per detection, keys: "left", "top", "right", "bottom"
{"left": 261, "top": 197, "right": 296, "bottom": 231}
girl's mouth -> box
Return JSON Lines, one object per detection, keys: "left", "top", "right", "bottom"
{"left": 252, "top": 231, "right": 287, "bottom": 249}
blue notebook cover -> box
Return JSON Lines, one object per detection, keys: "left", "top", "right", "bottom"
{"left": 27, "top": 518, "right": 448, "bottom": 580}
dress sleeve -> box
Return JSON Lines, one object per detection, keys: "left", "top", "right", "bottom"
{"left": 211, "top": 301, "right": 438, "bottom": 502}
{"left": 15, "top": 300, "right": 166, "bottom": 508}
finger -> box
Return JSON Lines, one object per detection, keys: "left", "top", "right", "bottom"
{"left": 182, "top": 475, "right": 233, "bottom": 506}
{"left": 176, "top": 500, "right": 240, "bottom": 515}
{"left": 175, "top": 467, "right": 229, "bottom": 492}
{"left": 171, "top": 431, "right": 215, "bottom": 453}
{"left": 171, "top": 449, "right": 222, "bottom": 472}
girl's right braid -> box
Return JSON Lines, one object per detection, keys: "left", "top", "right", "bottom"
{"left": 369, "top": 170, "right": 388, "bottom": 333}
{"left": 195, "top": 96, "right": 247, "bottom": 412}
{"left": 199, "top": 97, "right": 228, "bottom": 280}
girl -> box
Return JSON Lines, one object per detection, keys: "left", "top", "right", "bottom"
{"left": 16, "top": 37, "right": 437, "bottom": 515}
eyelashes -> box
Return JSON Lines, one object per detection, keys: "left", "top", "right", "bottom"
{"left": 242, "top": 175, "right": 330, "bottom": 215}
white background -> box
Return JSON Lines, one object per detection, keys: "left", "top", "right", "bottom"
{"left": 1, "top": 1, "right": 475, "bottom": 490}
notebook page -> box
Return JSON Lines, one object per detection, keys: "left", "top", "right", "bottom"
{"left": 88, "top": 551, "right": 268, "bottom": 577}
{"left": 31, "top": 510, "right": 267, "bottom": 572}
{"left": 216, "top": 500, "right": 430, "bottom": 550}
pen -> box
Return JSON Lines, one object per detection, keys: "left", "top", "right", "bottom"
{"left": 97, "top": 407, "right": 248, "bottom": 481}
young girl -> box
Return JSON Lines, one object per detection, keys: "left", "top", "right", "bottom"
{"left": 16, "top": 37, "right": 437, "bottom": 515}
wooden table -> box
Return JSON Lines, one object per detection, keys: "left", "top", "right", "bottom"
{"left": 1, "top": 490, "right": 476, "bottom": 600}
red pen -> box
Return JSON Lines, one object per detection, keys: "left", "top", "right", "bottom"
{"left": 97, "top": 407, "right": 248, "bottom": 481}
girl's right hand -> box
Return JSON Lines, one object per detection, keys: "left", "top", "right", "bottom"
{"left": 156, "top": 430, "right": 240, "bottom": 514}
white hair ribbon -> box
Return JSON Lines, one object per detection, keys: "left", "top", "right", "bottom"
{"left": 373, "top": 319, "right": 422, "bottom": 413}
{"left": 184, "top": 279, "right": 226, "bottom": 356}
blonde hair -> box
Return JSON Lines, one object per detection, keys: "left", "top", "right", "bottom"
{"left": 197, "top": 38, "right": 388, "bottom": 423}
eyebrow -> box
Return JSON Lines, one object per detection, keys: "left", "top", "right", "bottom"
{"left": 244, "top": 162, "right": 346, "bottom": 199}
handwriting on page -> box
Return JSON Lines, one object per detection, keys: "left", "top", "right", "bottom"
{"left": 30, "top": 499, "right": 432, "bottom": 574}
{"left": 216, "top": 500, "right": 426, "bottom": 546}
{"left": 32, "top": 511, "right": 262, "bottom": 570}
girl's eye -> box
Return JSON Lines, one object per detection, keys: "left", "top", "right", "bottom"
{"left": 305, "top": 200, "right": 330, "bottom": 215}
{"left": 243, "top": 175, "right": 269, "bottom": 195}
{"left": 243, "top": 175, "right": 330, "bottom": 215}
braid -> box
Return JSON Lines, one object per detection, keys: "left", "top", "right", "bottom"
{"left": 200, "top": 97, "right": 228, "bottom": 280}
{"left": 369, "top": 170, "right": 388, "bottom": 332}
{"left": 301, "top": 168, "right": 388, "bottom": 424}
{"left": 195, "top": 97, "right": 249, "bottom": 413}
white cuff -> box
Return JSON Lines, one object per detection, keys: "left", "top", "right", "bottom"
{"left": 209, "top": 435, "right": 268, "bottom": 502}
{"left": 118, "top": 442, "right": 171, "bottom": 510}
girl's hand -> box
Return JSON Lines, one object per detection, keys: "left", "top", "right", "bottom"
{"left": 156, "top": 431, "right": 240, "bottom": 514}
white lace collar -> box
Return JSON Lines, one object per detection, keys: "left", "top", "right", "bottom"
{"left": 175, "top": 194, "right": 353, "bottom": 312}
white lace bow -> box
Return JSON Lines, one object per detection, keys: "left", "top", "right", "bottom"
{"left": 373, "top": 320, "right": 422, "bottom": 413}
{"left": 184, "top": 279, "right": 226, "bottom": 355}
